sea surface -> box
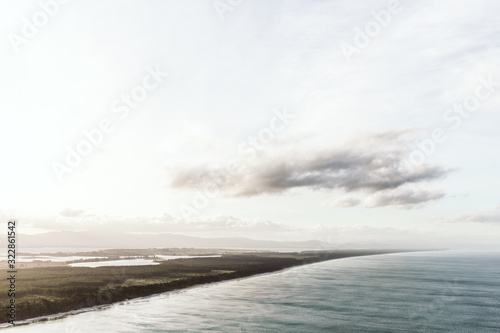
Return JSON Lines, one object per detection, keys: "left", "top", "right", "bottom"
{"left": 7, "top": 251, "right": 500, "bottom": 332}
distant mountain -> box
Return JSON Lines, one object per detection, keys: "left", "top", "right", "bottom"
{"left": 18, "top": 231, "right": 332, "bottom": 250}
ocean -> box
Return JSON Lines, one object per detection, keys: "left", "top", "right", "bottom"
{"left": 8, "top": 251, "right": 500, "bottom": 332}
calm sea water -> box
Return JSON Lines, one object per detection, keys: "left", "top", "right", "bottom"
{"left": 8, "top": 251, "right": 500, "bottom": 332}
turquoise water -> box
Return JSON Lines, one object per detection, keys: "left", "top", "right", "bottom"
{"left": 9, "top": 252, "right": 500, "bottom": 332}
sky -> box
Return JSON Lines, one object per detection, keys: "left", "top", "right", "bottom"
{"left": 1, "top": 0, "right": 500, "bottom": 249}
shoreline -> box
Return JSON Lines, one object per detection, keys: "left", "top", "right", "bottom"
{"left": 1, "top": 265, "right": 299, "bottom": 329}
{"left": 0, "top": 250, "right": 425, "bottom": 329}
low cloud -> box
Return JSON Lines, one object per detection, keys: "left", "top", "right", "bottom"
{"left": 25, "top": 213, "right": 293, "bottom": 239}
{"left": 330, "top": 197, "right": 361, "bottom": 208}
{"left": 59, "top": 208, "right": 85, "bottom": 217}
{"left": 448, "top": 209, "right": 500, "bottom": 224}
{"left": 364, "top": 187, "right": 446, "bottom": 209}
{"left": 15, "top": 211, "right": 453, "bottom": 248}
{"left": 168, "top": 130, "right": 450, "bottom": 207}
{"left": 9, "top": 210, "right": 500, "bottom": 250}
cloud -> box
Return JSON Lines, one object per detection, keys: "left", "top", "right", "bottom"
{"left": 59, "top": 209, "right": 85, "bottom": 217}
{"left": 26, "top": 213, "right": 293, "bottom": 239}
{"left": 14, "top": 211, "right": 455, "bottom": 248}
{"left": 448, "top": 209, "right": 500, "bottom": 224}
{"left": 330, "top": 197, "right": 361, "bottom": 208}
{"left": 364, "top": 187, "right": 446, "bottom": 209}
{"left": 11, "top": 209, "right": 500, "bottom": 250}
{"left": 167, "top": 130, "right": 450, "bottom": 207}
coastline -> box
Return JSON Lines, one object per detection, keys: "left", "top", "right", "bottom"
{"left": 1, "top": 265, "right": 301, "bottom": 329}
{"left": 0, "top": 250, "right": 420, "bottom": 328}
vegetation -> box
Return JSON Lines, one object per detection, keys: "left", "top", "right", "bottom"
{"left": 0, "top": 249, "right": 404, "bottom": 323}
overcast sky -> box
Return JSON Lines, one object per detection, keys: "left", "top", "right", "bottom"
{"left": 1, "top": 0, "right": 499, "bottom": 249}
